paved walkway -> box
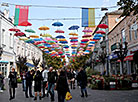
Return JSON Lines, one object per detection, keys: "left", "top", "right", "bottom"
{"left": 0, "top": 82, "right": 138, "bottom": 102}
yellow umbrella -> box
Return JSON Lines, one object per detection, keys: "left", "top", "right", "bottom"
{"left": 65, "top": 49, "right": 70, "bottom": 51}
{"left": 69, "top": 33, "right": 78, "bottom": 36}
{"left": 29, "top": 35, "right": 39, "bottom": 38}
{"left": 58, "top": 39, "right": 67, "bottom": 41}
{"left": 39, "top": 26, "right": 49, "bottom": 30}
{"left": 41, "top": 33, "right": 52, "bottom": 37}
{"left": 19, "top": 37, "right": 28, "bottom": 40}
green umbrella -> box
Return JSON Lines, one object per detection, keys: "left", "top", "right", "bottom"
{"left": 25, "top": 29, "right": 35, "bottom": 33}
{"left": 41, "top": 33, "right": 52, "bottom": 37}
{"left": 37, "top": 44, "right": 44, "bottom": 47}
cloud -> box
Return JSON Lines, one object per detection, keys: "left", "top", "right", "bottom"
{"left": 103, "top": 0, "right": 110, "bottom": 6}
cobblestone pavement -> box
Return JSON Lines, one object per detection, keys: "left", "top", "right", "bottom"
{"left": 0, "top": 82, "right": 138, "bottom": 102}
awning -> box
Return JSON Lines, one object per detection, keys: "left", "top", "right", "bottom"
{"left": 117, "top": 55, "right": 133, "bottom": 62}
{"left": 25, "top": 62, "right": 35, "bottom": 67}
{"left": 0, "top": 61, "right": 8, "bottom": 63}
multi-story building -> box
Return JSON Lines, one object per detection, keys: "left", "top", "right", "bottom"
{"left": 0, "top": 9, "right": 43, "bottom": 77}
{"left": 108, "top": 14, "right": 138, "bottom": 75}
{"left": 92, "top": 10, "right": 123, "bottom": 74}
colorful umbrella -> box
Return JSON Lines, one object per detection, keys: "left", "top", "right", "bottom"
{"left": 93, "top": 37, "right": 101, "bottom": 40}
{"left": 56, "top": 35, "right": 65, "bottom": 38}
{"left": 94, "top": 34, "right": 103, "bottom": 37}
{"left": 29, "top": 35, "right": 39, "bottom": 38}
{"left": 19, "top": 37, "right": 28, "bottom": 40}
{"left": 82, "top": 34, "right": 92, "bottom": 38}
{"left": 69, "top": 37, "right": 78, "bottom": 39}
{"left": 18, "top": 21, "right": 32, "bottom": 26}
{"left": 52, "top": 22, "right": 63, "bottom": 27}
{"left": 55, "top": 30, "right": 64, "bottom": 33}
{"left": 41, "top": 34, "right": 52, "bottom": 37}
{"left": 45, "top": 37, "right": 52, "bottom": 41}
{"left": 59, "top": 41, "right": 68, "bottom": 44}
{"left": 82, "top": 29, "right": 92, "bottom": 33}
{"left": 37, "top": 44, "right": 44, "bottom": 47}
{"left": 96, "top": 30, "right": 106, "bottom": 34}
{"left": 81, "top": 39, "right": 89, "bottom": 42}
{"left": 68, "top": 25, "right": 79, "bottom": 30}
{"left": 69, "top": 33, "right": 78, "bottom": 36}
{"left": 25, "top": 39, "right": 34, "bottom": 43}
{"left": 9, "top": 28, "right": 20, "bottom": 32}
{"left": 39, "top": 26, "right": 49, "bottom": 30}
{"left": 34, "top": 41, "right": 42, "bottom": 45}
{"left": 70, "top": 39, "right": 78, "bottom": 42}
{"left": 97, "top": 24, "right": 108, "bottom": 29}
{"left": 14, "top": 32, "right": 25, "bottom": 36}
{"left": 33, "top": 38, "right": 43, "bottom": 41}
{"left": 89, "top": 41, "right": 95, "bottom": 44}
{"left": 25, "top": 29, "right": 35, "bottom": 33}
{"left": 64, "top": 46, "right": 69, "bottom": 48}
{"left": 58, "top": 39, "right": 67, "bottom": 41}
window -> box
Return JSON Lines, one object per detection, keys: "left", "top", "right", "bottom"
{"left": 9, "top": 33, "right": 12, "bottom": 47}
{"left": 129, "top": 26, "right": 132, "bottom": 41}
{"left": 121, "top": 29, "right": 126, "bottom": 42}
{"left": 2, "top": 29, "right": 5, "bottom": 44}
{"left": 0, "top": 63, "right": 8, "bottom": 77}
{"left": 133, "top": 22, "right": 137, "bottom": 39}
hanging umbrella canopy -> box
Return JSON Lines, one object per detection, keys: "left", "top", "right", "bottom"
{"left": 70, "top": 39, "right": 78, "bottom": 42}
{"left": 93, "top": 37, "right": 101, "bottom": 40}
{"left": 88, "top": 45, "right": 93, "bottom": 47}
{"left": 81, "top": 39, "right": 89, "bottom": 42}
{"left": 33, "top": 38, "right": 42, "bottom": 41}
{"left": 82, "top": 29, "right": 92, "bottom": 33}
{"left": 64, "top": 45, "right": 69, "bottom": 48}
{"left": 68, "top": 25, "right": 79, "bottom": 30}
{"left": 52, "top": 22, "right": 63, "bottom": 27}
{"left": 59, "top": 41, "right": 68, "bottom": 44}
{"left": 71, "top": 45, "right": 77, "bottom": 47}
{"left": 39, "top": 26, "right": 49, "bottom": 30}
{"left": 58, "top": 51, "right": 63, "bottom": 55}
{"left": 34, "top": 41, "right": 42, "bottom": 45}
{"left": 80, "top": 41, "right": 87, "bottom": 44}
{"left": 69, "top": 37, "right": 78, "bottom": 39}
{"left": 82, "top": 34, "right": 92, "bottom": 38}
{"left": 65, "top": 49, "right": 70, "bottom": 51}
{"left": 89, "top": 41, "right": 95, "bottom": 44}
{"left": 9, "top": 28, "right": 20, "bottom": 32}
{"left": 39, "top": 46, "right": 45, "bottom": 48}
{"left": 37, "top": 44, "right": 44, "bottom": 47}
{"left": 29, "top": 35, "right": 39, "bottom": 38}
{"left": 41, "top": 33, "right": 52, "bottom": 37}
{"left": 97, "top": 24, "right": 108, "bottom": 29}
{"left": 25, "top": 39, "right": 34, "bottom": 43}
{"left": 45, "top": 51, "right": 49, "bottom": 53}
{"left": 96, "top": 30, "right": 106, "bottom": 34}
{"left": 53, "top": 39, "right": 58, "bottom": 43}
{"left": 58, "top": 39, "right": 67, "bottom": 41}
{"left": 71, "top": 47, "right": 77, "bottom": 49}
{"left": 19, "top": 37, "right": 28, "bottom": 40}
{"left": 14, "top": 32, "right": 25, "bottom": 36}
{"left": 69, "top": 33, "right": 78, "bottom": 36}
{"left": 55, "top": 30, "right": 64, "bottom": 33}
{"left": 52, "top": 44, "right": 59, "bottom": 48}
{"left": 18, "top": 21, "right": 32, "bottom": 26}
{"left": 56, "top": 35, "right": 65, "bottom": 38}
{"left": 45, "top": 37, "right": 52, "bottom": 41}
{"left": 25, "top": 29, "right": 35, "bottom": 33}
{"left": 94, "top": 34, "right": 103, "bottom": 37}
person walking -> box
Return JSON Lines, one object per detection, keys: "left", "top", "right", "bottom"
{"left": 8, "top": 68, "right": 17, "bottom": 100}
{"left": 34, "top": 70, "right": 43, "bottom": 100}
{"left": 47, "top": 67, "right": 58, "bottom": 101}
{"left": 20, "top": 70, "right": 26, "bottom": 91}
{"left": 77, "top": 67, "right": 88, "bottom": 98}
{"left": 0, "top": 71, "right": 4, "bottom": 92}
{"left": 42, "top": 67, "right": 49, "bottom": 98}
{"left": 56, "top": 69, "right": 70, "bottom": 102}
{"left": 25, "top": 70, "right": 34, "bottom": 98}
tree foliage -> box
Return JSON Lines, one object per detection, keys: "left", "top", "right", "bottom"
{"left": 117, "top": 0, "right": 138, "bottom": 18}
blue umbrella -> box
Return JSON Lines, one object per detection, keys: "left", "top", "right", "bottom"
{"left": 45, "top": 51, "right": 49, "bottom": 53}
{"left": 70, "top": 39, "right": 78, "bottom": 42}
{"left": 33, "top": 38, "right": 43, "bottom": 41}
{"left": 71, "top": 47, "right": 77, "bottom": 49}
{"left": 56, "top": 35, "right": 65, "bottom": 38}
{"left": 89, "top": 41, "right": 95, "bottom": 44}
{"left": 64, "top": 46, "right": 69, "bottom": 48}
{"left": 52, "top": 22, "right": 63, "bottom": 27}
{"left": 93, "top": 37, "right": 101, "bottom": 40}
{"left": 25, "top": 40, "right": 34, "bottom": 43}
{"left": 94, "top": 34, "right": 103, "bottom": 37}
{"left": 68, "top": 25, "right": 79, "bottom": 30}
{"left": 81, "top": 41, "right": 87, "bottom": 43}
{"left": 59, "top": 41, "right": 68, "bottom": 44}
{"left": 88, "top": 45, "right": 93, "bottom": 47}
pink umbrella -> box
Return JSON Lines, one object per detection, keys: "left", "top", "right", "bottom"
{"left": 9, "top": 28, "right": 20, "bottom": 32}
{"left": 53, "top": 39, "right": 58, "bottom": 43}
{"left": 96, "top": 30, "right": 106, "bottom": 34}
{"left": 69, "top": 37, "right": 78, "bottom": 39}
{"left": 45, "top": 37, "right": 52, "bottom": 41}
{"left": 97, "top": 24, "right": 108, "bottom": 29}
{"left": 55, "top": 30, "right": 64, "bottom": 33}
{"left": 34, "top": 41, "right": 42, "bottom": 45}
{"left": 82, "top": 34, "right": 92, "bottom": 38}
{"left": 81, "top": 39, "right": 89, "bottom": 42}
{"left": 14, "top": 32, "right": 25, "bottom": 36}
{"left": 82, "top": 29, "right": 92, "bottom": 33}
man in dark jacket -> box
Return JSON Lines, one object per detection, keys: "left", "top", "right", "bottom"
{"left": 0, "top": 71, "right": 4, "bottom": 92}
{"left": 25, "top": 70, "right": 34, "bottom": 98}
{"left": 8, "top": 68, "right": 17, "bottom": 100}
{"left": 47, "top": 67, "right": 58, "bottom": 101}
{"left": 77, "top": 67, "right": 88, "bottom": 97}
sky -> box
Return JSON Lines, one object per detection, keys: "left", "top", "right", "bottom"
{"left": 1, "top": 0, "right": 119, "bottom": 41}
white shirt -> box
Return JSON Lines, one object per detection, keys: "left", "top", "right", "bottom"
{"left": 42, "top": 70, "right": 49, "bottom": 82}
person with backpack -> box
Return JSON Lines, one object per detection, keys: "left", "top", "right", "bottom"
{"left": 41, "top": 67, "right": 49, "bottom": 98}
{"left": 47, "top": 67, "right": 58, "bottom": 101}
{"left": 77, "top": 67, "right": 88, "bottom": 98}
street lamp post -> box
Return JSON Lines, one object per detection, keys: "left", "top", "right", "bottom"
{"left": 114, "top": 41, "right": 128, "bottom": 75}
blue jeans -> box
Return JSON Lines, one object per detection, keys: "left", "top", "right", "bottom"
{"left": 22, "top": 80, "right": 26, "bottom": 91}
{"left": 48, "top": 83, "right": 55, "bottom": 100}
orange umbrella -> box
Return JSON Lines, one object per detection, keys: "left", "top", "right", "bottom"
{"left": 58, "top": 39, "right": 67, "bottom": 41}
{"left": 29, "top": 35, "right": 39, "bottom": 38}
{"left": 69, "top": 33, "right": 78, "bottom": 36}
{"left": 39, "top": 26, "right": 49, "bottom": 30}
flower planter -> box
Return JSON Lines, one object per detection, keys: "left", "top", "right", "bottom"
{"left": 132, "top": 80, "right": 138, "bottom": 89}
{"left": 109, "top": 82, "right": 116, "bottom": 90}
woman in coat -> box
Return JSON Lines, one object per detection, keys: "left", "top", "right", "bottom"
{"left": 34, "top": 70, "right": 42, "bottom": 100}
{"left": 56, "top": 69, "right": 70, "bottom": 102}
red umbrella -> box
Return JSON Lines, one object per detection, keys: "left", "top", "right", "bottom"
{"left": 82, "top": 29, "right": 92, "bottom": 33}
{"left": 9, "top": 28, "right": 20, "bottom": 32}
{"left": 39, "top": 46, "right": 45, "bottom": 48}
{"left": 82, "top": 34, "right": 92, "bottom": 38}
{"left": 55, "top": 30, "right": 64, "bottom": 33}
{"left": 97, "top": 24, "right": 108, "bottom": 29}
{"left": 81, "top": 39, "right": 89, "bottom": 42}
{"left": 58, "top": 51, "right": 63, "bottom": 55}
{"left": 18, "top": 21, "right": 32, "bottom": 26}
{"left": 96, "top": 30, "right": 106, "bottom": 34}
{"left": 34, "top": 41, "right": 42, "bottom": 45}
{"left": 69, "top": 37, "right": 78, "bottom": 39}
{"left": 14, "top": 32, "right": 25, "bottom": 36}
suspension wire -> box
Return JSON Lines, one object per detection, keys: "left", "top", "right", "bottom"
{"left": 3, "top": 2, "right": 118, "bottom": 9}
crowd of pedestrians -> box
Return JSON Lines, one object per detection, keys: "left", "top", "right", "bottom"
{"left": 0, "top": 66, "right": 88, "bottom": 102}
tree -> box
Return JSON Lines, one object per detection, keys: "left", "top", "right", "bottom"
{"left": 117, "top": 0, "right": 138, "bottom": 18}
{"left": 16, "top": 56, "right": 28, "bottom": 73}
{"left": 32, "top": 57, "right": 40, "bottom": 68}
